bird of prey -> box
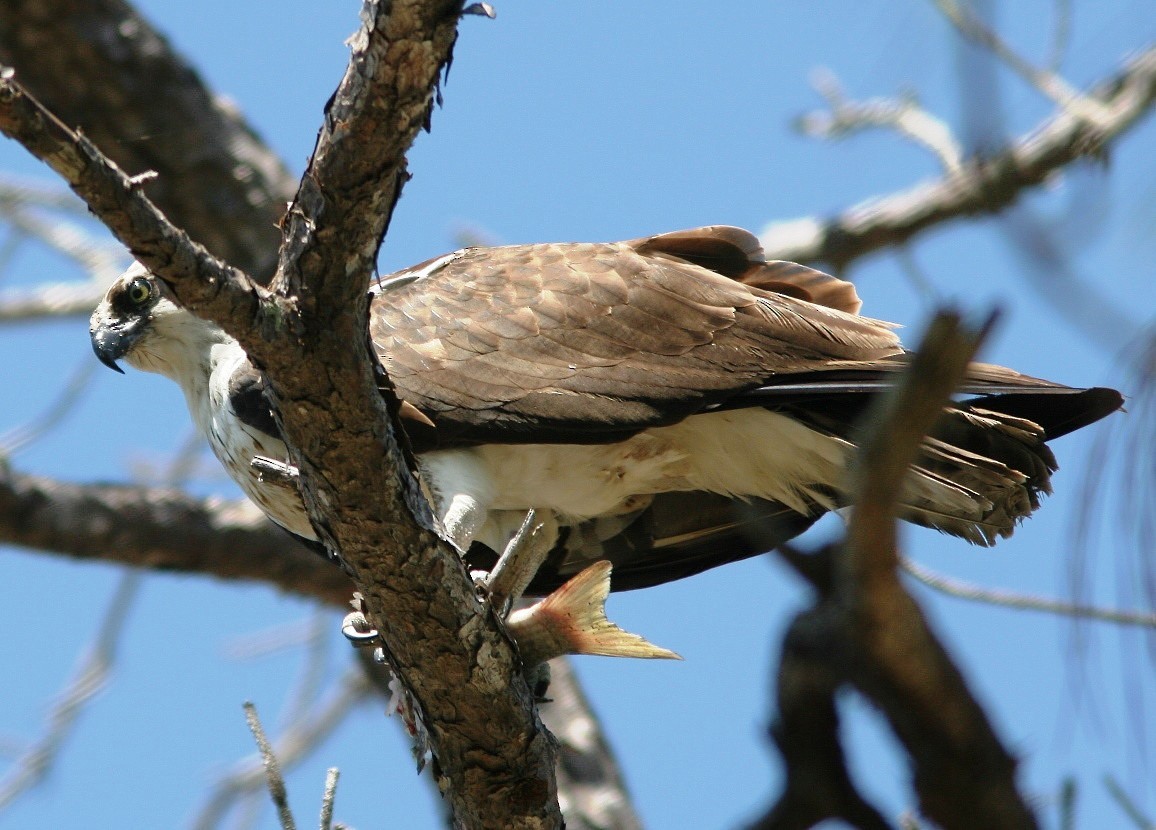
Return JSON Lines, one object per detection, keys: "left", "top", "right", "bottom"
{"left": 90, "top": 226, "right": 1121, "bottom": 612}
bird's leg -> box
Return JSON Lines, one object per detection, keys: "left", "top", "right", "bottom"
{"left": 251, "top": 455, "right": 299, "bottom": 491}
{"left": 439, "top": 492, "right": 488, "bottom": 554}
{"left": 484, "top": 509, "right": 558, "bottom": 617}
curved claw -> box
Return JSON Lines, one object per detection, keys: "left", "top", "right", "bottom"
{"left": 341, "top": 610, "right": 380, "bottom": 644}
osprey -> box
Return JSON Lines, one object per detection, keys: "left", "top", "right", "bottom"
{"left": 90, "top": 226, "right": 1121, "bottom": 601}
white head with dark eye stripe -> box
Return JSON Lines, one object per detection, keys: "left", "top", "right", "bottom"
{"left": 89, "top": 261, "right": 233, "bottom": 383}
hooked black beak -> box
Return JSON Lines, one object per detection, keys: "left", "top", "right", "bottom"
{"left": 90, "top": 326, "right": 130, "bottom": 374}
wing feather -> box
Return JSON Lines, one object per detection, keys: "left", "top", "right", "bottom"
{"left": 369, "top": 227, "right": 901, "bottom": 447}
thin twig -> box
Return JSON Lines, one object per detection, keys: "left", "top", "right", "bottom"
{"left": 0, "top": 571, "right": 141, "bottom": 810}
{"left": 799, "top": 69, "right": 964, "bottom": 173}
{"left": 194, "top": 670, "right": 372, "bottom": 830}
{"left": 1104, "top": 774, "right": 1156, "bottom": 830}
{"left": 320, "top": 768, "right": 339, "bottom": 830}
{"left": 901, "top": 555, "right": 1156, "bottom": 628}
{"left": 243, "top": 701, "right": 297, "bottom": 830}
{"left": 931, "top": 0, "right": 1110, "bottom": 127}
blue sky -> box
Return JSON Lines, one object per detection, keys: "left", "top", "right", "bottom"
{"left": 1, "top": 1, "right": 1155, "bottom": 828}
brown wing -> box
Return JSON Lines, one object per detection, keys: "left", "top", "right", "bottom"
{"left": 369, "top": 226, "right": 900, "bottom": 448}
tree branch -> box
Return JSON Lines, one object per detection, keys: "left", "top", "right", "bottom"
{"left": 841, "top": 311, "right": 1037, "bottom": 829}
{"left": 756, "top": 312, "right": 1040, "bottom": 830}
{"left": 0, "top": 463, "right": 354, "bottom": 607}
{"left": 0, "top": 0, "right": 296, "bottom": 278}
{"left": 0, "top": 1, "right": 562, "bottom": 823}
{"left": 0, "top": 64, "right": 267, "bottom": 336}
{"left": 538, "top": 658, "right": 645, "bottom": 830}
{"left": 761, "top": 46, "right": 1156, "bottom": 270}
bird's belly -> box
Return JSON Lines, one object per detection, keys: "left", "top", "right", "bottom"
{"left": 474, "top": 433, "right": 690, "bottom": 519}
{"left": 421, "top": 408, "right": 850, "bottom": 523}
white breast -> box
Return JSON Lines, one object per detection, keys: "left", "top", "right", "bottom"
{"left": 198, "top": 350, "right": 318, "bottom": 540}
{"left": 419, "top": 408, "right": 851, "bottom": 551}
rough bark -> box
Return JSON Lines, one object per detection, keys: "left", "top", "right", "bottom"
{"left": 0, "top": 0, "right": 566, "bottom": 826}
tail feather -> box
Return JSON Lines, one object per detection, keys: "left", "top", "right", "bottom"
{"left": 506, "top": 561, "right": 681, "bottom": 666}
{"left": 896, "top": 403, "right": 1065, "bottom": 544}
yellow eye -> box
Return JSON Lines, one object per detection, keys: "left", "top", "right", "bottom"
{"left": 127, "top": 276, "right": 153, "bottom": 306}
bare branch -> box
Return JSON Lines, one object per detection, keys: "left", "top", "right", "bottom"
{"left": 0, "top": 0, "right": 296, "bottom": 277}
{"left": 901, "top": 555, "right": 1156, "bottom": 628}
{"left": 798, "top": 69, "right": 964, "bottom": 174}
{"left": 760, "top": 47, "right": 1156, "bottom": 269}
{"left": 0, "top": 571, "right": 141, "bottom": 810}
{"left": 243, "top": 701, "right": 297, "bottom": 830}
{"left": 195, "top": 671, "right": 371, "bottom": 830}
{"left": 0, "top": 464, "right": 354, "bottom": 607}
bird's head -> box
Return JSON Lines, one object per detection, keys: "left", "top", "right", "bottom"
{"left": 89, "top": 262, "right": 231, "bottom": 380}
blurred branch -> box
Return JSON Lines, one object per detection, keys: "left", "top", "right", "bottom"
{"left": 1045, "top": 0, "right": 1072, "bottom": 73}
{"left": 0, "top": 464, "right": 354, "bottom": 607}
{"left": 762, "top": 47, "right": 1156, "bottom": 270}
{"left": 797, "top": 69, "right": 964, "bottom": 173}
{"left": 0, "top": 571, "right": 140, "bottom": 810}
{"left": 1059, "top": 778, "right": 1076, "bottom": 830}
{"left": 749, "top": 597, "right": 895, "bottom": 830}
{"left": 0, "top": 0, "right": 296, "bottom": 278}
{"left": 756, "top": 311, "right": 1039, "bottom": 830}
{"left": 0, "top": 360, "right": 94, "bottom": 454}
{"left": 841, "top": 310, "right": 1036, "bottom": 828}
{"left": 0, "top": 280, "right": 106, "bottom": 321}
{"left": 901, "top": 555, "right": 1156, "bottom": 627}
{"left": 194, "top": 671, "right": 371, "bottom": 830}
{"left": 1105, "top": 774, "right": 1156, "bottom": 830}
{"left": 997, "top": 205, "right": 1139, "bottom": 350}
{"left": 538, "top": 658, "right": 645, "bottom": 830}
{"left": 931, "top": 0, "right": 1110, "bottom": 126}
{"left": 0, "top": 183, "right": 124, "bottom": 281}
